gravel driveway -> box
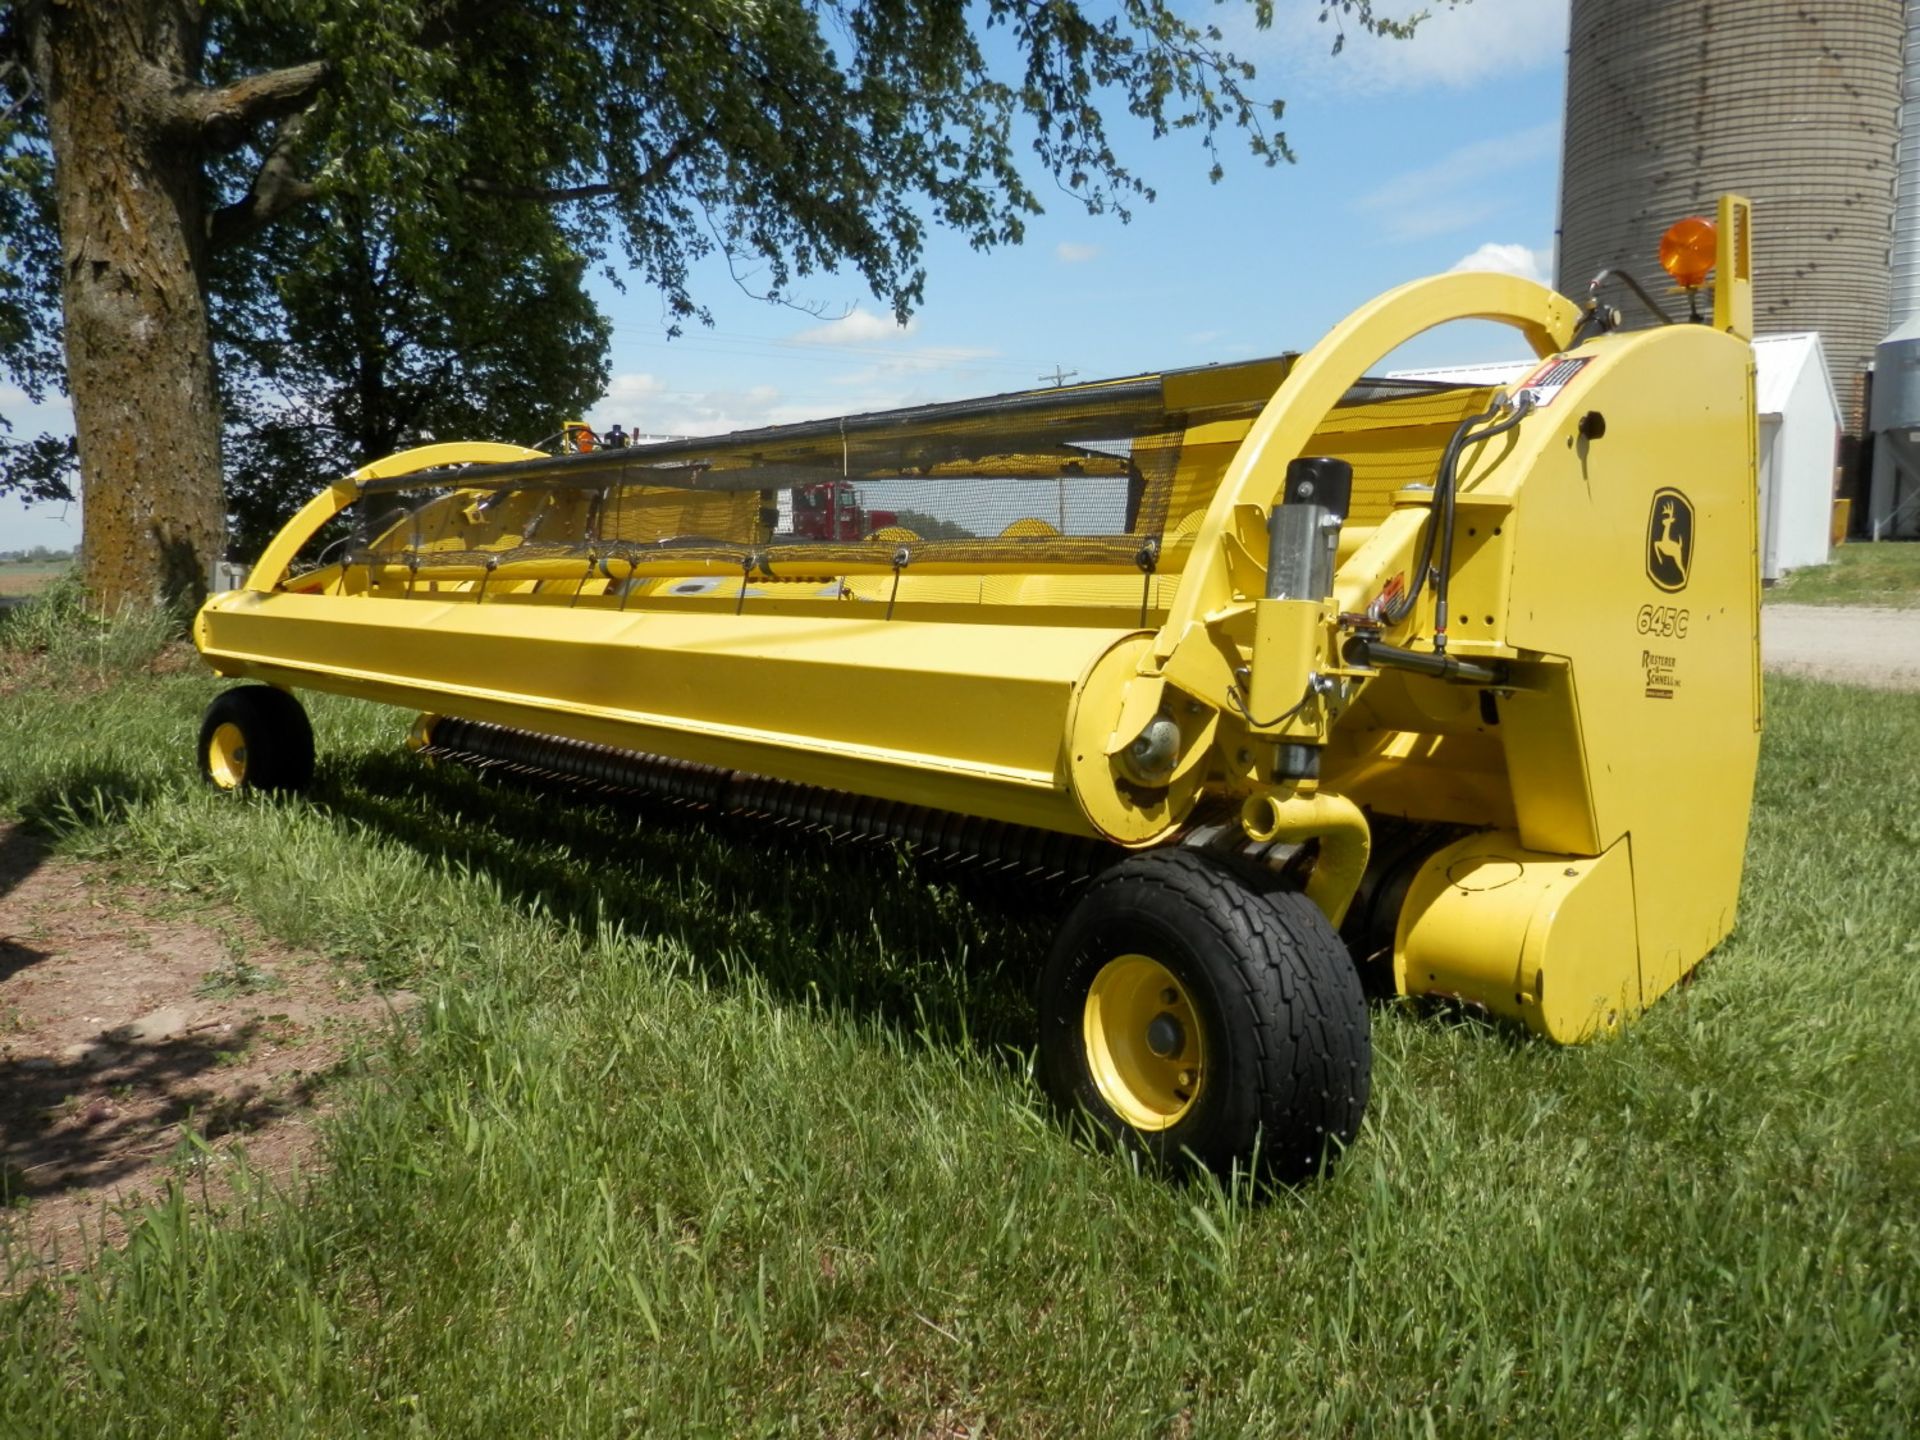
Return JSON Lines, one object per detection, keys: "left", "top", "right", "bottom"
{"left": 1763, "top": 604, "right": 1920, "bottom": 691}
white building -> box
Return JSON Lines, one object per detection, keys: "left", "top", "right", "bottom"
{"left": 1392, "top": 333, "right": 1840, "bottom": 582}
{"left": 1752, "top": 333, "right": 1840, "bottom": 580}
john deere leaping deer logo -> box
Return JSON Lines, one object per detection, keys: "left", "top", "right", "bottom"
{"left": 1645, "top": 488, "right": 1694, "bottom": 593}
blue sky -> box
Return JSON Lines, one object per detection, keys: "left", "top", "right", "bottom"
{"left": 2, "top": 0, "right": 1569, "bottom": 553}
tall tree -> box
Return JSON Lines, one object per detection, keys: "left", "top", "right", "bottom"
{"left": 1, "top": 0, "right": 1418, "bottom": 612}
{"left": 217, "top": 191, "right": 610, "bottom": 558}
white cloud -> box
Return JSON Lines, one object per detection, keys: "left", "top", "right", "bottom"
{"left": 826, "top": 345, "right": 1002, "bottom": 388}
{"left": 600, "top": 372, "right": 666, "bottom": 409}
{"left": 587, "top": 382, "right": 800, "bottom": 438}
{"left": 1235, "top": 0, "right": 1569, "bottom": 96}
{"left": 1352, "top": 122, "right": 1559, "bottom": 242}
{"left": 790, "top": 306, "right": 919, "bottom": 346}
{"left": 1449, "top": 241, "right": 1554, "bottom": 286}
{"left": 1055, "top": 242, "right": 1101, "bottom": 264}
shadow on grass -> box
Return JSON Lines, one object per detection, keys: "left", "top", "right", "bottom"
{"left": 12, "top": 766, "right": 165, "bottom": 840}
{"left": 0, "top": 822, "right": 48, "bottom": 911}
{"left": 1389, "top": 994, "right": 1535, "bottom": 1052}
{"left": 312, "top": 751, "right": 1060, "bottom": 1059}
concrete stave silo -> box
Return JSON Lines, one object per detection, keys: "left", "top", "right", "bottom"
{"left": 1556, "top": 0, "right": 1904, "bottom": 434}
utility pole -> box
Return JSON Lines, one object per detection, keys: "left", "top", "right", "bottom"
{"left": 1037, "top": 366, "right": 1078, "bottom": 530}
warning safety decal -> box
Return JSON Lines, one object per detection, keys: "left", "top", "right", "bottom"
{"left": 1516, "top": 357, "right": 1589, "bottom": 409}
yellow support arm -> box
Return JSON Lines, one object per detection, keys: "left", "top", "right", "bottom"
{"left": 1152, "top": 272, "right": 1581, "bottom": 681}
{"left": 243, "top": 442, "right": 548, "bottom": 593}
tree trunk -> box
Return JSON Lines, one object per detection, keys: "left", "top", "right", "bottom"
{"left": 33, "top": 0, "right": 224, "bottom": 613}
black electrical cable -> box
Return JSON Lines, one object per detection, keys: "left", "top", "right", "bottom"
{"left": 1586, "top": 268, "right": 1676, "bottom": 327}
{"left": 1226, "top": 678, "right": 1318, "bottom": 731}
{"left": 1382, "top": 396, "right": 1505, "bottom": 628}
{"left": 1567, "top": 300, "right": 1618, "bottom": 348}
{"left": 1433, "top": 391, "right": 1533, "bottom": 653}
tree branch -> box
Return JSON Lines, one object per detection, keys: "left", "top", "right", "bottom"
{"left": 458, "top": 178, "right": 627, "bottom": 203}
{"left": 415, "top": 0, "right": 520, "bottom": 52}
{"left": 457, "top": 135, "right": 698, "bottom": 206}
{"left": 164, "top": 59, "right": 331, "bottom": 153}
{"left": 209, "top": 110, "right": 320, "bottom": 250}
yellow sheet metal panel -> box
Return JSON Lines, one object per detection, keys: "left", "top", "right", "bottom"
{"left": 1395, "top": 833, "right": 1639, "bottom": 1042}
{"left": 1496, "top": 659, "right": 1601, "bottom": 857}
{"left": 1306, "top": 386, "right": 1502, "bottom": 526}
{"left": 198, "top": 590, "right": 1137, "bottom": 835}
{"left": 1431, "top": 493, "right": 1516, "bottom": 649}
{"left": 1246, "top": 598, "right": 1321, "bottom": 729}
{"left": 1713, "top": 194, "right": 1754, "bottom": 341}
{"left": 1324, "top": 726, "right": 1518, "bottom": 834}
{"left": 1499, "top": 323, "right": 1760, "bottom": 1002}
{"left": 1160, "top": 389, "right": 1501, "bottom": 542}
{"left": 1163, "top": 356, "right": 1293, "bottom": 415}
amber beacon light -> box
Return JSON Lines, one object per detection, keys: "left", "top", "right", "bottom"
{"left": 1658, "top": 216, "right": 1718, "bottom": 290}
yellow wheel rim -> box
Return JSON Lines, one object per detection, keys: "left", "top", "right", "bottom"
{"left": 207, "top": 722, "right": 249, "bottom": 789}
{"left": 1083, "top": 953, "right": 1205, "bottom": 1131}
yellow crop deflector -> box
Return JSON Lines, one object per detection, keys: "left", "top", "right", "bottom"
{"left": 195, "top": 201, "right": 1762, "bottom": 1184}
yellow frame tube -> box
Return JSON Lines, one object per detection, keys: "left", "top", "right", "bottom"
{"left": 243, "top": 442, "right": 548, "bottom": 593}
{"left": 1239, "top": 790, "right": 1371, "bottom": 925}
{"left": 344, "top": 554, "right": 1174, "bottom": 586}
{"left": 1153, "top": 272, "right": 1581, "bottom": 673}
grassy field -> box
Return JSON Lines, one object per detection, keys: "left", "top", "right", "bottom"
{"left": 1, "top": 601, "right": 1916, "bottom": 1436}
{"left": 0, "top": 559, "right": 72, "bottom": 598}
{"left": 1767, "top": 539, "right": 1920, "bottom": 607}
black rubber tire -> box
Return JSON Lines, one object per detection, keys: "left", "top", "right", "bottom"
{"left": 197, "top": 686, "right": 315, "bottom": 793}
{"left": 1038, "top": 848, "right": 1370, "bottom": 1184}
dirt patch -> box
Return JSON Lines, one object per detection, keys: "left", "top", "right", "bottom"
{"left": 1763, "top": 604, "right": 1920, "bottom": 691}
{"left": 0, "top": 821, "right": 414, "bottom": 1285}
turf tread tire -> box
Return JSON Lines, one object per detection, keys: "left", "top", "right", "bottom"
{"left": 197, "top": 686, "right": 315, "bottom": 793}
{"left": 1039, "top": 848, "right": 1369, "bottom": 1184}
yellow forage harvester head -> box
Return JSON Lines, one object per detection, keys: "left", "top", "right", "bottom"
{"left": 191, "top": 198, "right": 1764, "bottom": 1188}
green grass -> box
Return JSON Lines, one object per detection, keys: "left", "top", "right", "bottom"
{"left": 0, "top": 569, "right": 180, "bottom": 682}
{"left": 1, "top": 595, "right": 1916, "bottom": 1436}
{"left": 1767, "top": 539, "right": 1920, "bottom": 607}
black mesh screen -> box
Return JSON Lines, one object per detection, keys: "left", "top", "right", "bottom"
{"left": 293, "top": 361, "right": 1480, "bottom": 594}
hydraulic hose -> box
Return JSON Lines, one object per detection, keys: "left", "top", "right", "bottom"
{"left": 1586, "top": 267, "right": 1677, "bottom": 327}
{"left": 1432, "top": 390, "right": 1533, "bottom": 653}
{"left": 1382, "top": 395, "right": 1505, "bottom": 628}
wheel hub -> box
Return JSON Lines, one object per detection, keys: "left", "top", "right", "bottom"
{"left": 1083, "top": 954, "right": 1205, "bottom": 1131}
{"left": 207, "top": 722, "right": 249, "bottom": 789}
{"left": 1145, "top": 1012, "right": 1184, "bottom": 1058}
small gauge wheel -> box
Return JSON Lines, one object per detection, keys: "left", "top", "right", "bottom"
{"left": 197, "top": 686, "right": 315, "bottom": 793}
{"left": 1038, "top": 848, "right": 1370, "bottom": 1183}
